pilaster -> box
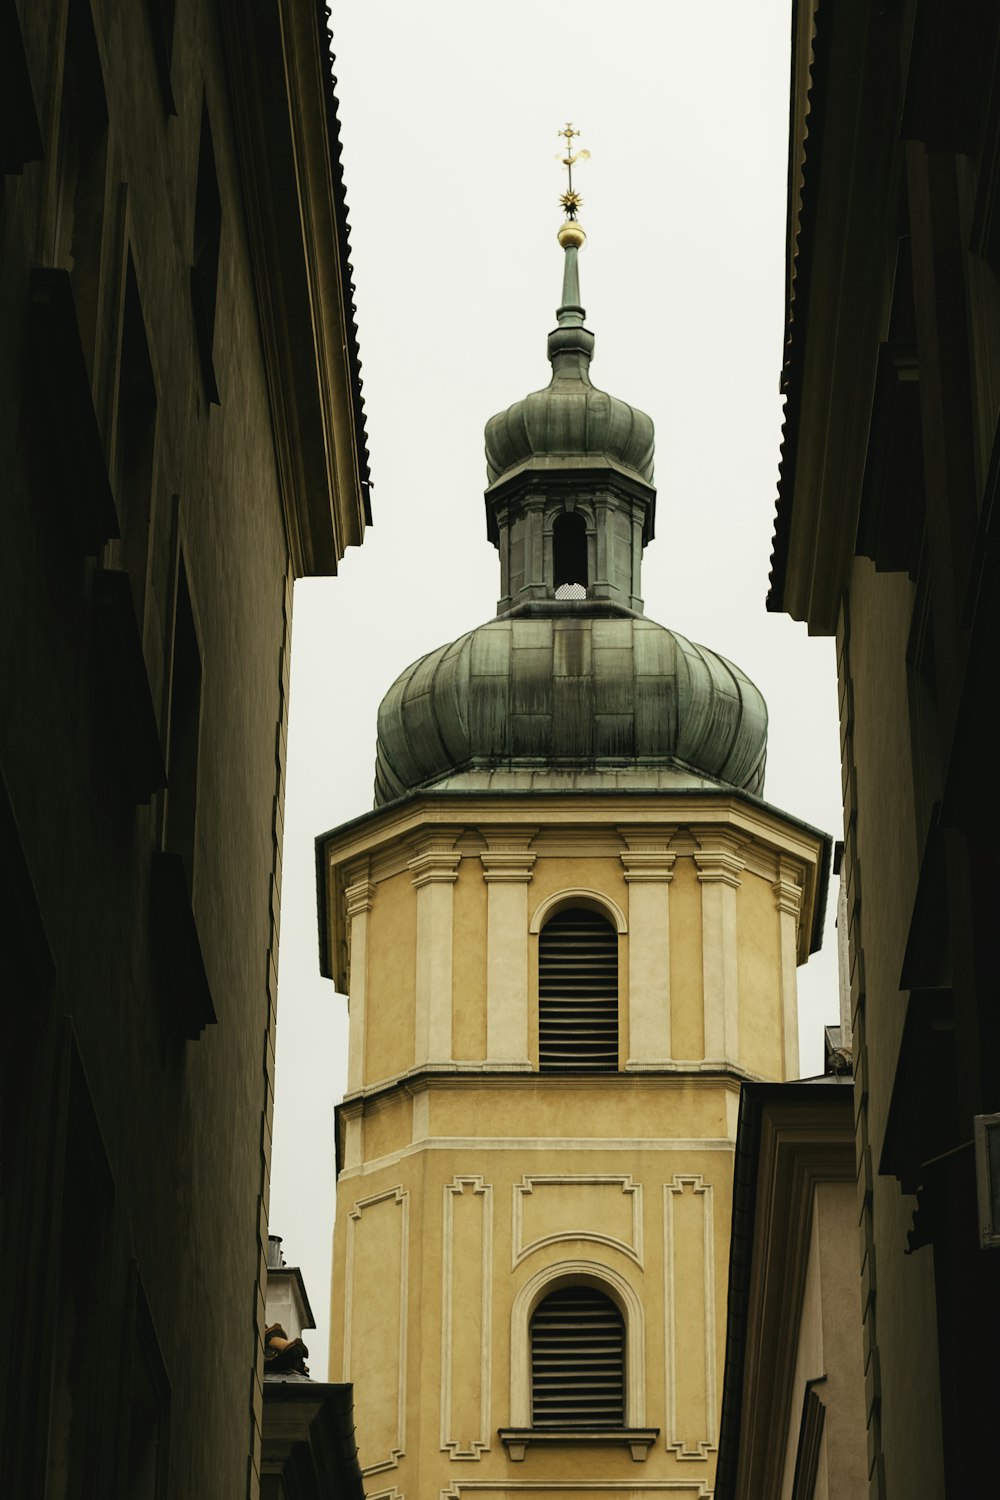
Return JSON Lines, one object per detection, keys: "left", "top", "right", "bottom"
{"left": 630, "top": 512, "right": 644, "bottom": 611}
{"left": 344, "top": 878, "right": 376, "bottom": 1092}
{"left": 496, "top": 502, "right": 511, "bottom": 613}
{"left": 590, "top": 493, "right": 613, "bottom": 600}
{"left": 480, "top": 829, "right": 536, "bottom": 1067}
{"left": 620, "top": 829, "right": 676, "bottom": 1067}
{"left": 694, "top": 832, "right": 745, "bottom": 1064}
{"left": 341, "top": 1102, "right": 363, "bottom": 1171}
{"left": 773, "top": 857, "right": 804, "bottom": 1079}
{"left": 520, "top": 498, "right": 547, "bottom": 600}
{"left": 409, "top": 832, "right": 462, "bottom": 1068}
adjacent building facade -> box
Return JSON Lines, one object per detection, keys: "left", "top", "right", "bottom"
{"left": 715, "top": 1077, "right": 867, "bottom": 1500}
{"left": 768, "top": 1, "right": 1000, "bottom": 1495}
{"left": 1, "top": 2, "right": 369, "bottom": 1494}
{"left": 318, "top": 217, "right": 829, "bottom": 1498}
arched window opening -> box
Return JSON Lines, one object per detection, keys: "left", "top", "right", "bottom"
{"left": 553, "top": 511, "right": 588, "bottom": 599}
{"left": 530, "top": 1284, "right": 625, "bottom": 1429}
{"left": 538, "top": 907, "right": 618, "bottom": 1071}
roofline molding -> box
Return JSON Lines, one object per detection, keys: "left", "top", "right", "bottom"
{"left": 219, "top": 0, "right": 371, "bottom": 578}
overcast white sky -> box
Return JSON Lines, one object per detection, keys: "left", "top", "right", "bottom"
{"left": 269, "top": 0, "right": 843, "bottom": 1373}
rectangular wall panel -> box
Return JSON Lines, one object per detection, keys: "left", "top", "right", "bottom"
{"left": 441, "top": 1176, "right": 493, "bottom": 1458}
{"left": 663, "top": 1175, "right": 717, "bottom": 1460}
{"left": 344, "top": 1186, "right": 409, "bottom": 1475}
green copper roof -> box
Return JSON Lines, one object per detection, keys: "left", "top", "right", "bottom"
{"left": 374, "top": 614, "right": 767, "bottom": 805}
{"left": 484, "top": 240, "right": 655, "bottom": 488}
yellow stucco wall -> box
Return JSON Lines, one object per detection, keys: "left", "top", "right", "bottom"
{"left": 327, "top": 797, "right": 826, "bottom": 1497}
{"left": 332, "top": 1083, "right": 737, "bottom": 1494}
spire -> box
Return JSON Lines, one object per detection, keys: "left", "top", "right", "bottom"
{"left": 482, "top": 125, "right": 657, "bottom": 617}
{"left": 549, "top": 125, "right": 594, "bottom": 377}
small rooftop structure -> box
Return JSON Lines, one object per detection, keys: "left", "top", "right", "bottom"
{"left": 261, "top": 1236, "right": 365, "bottom": 1499}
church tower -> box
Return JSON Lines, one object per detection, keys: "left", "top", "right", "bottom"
{"left": 317, "top": 193, "right": 828, "bottom": 1500}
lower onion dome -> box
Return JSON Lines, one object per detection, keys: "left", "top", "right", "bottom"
{"left": 374, "top": 613, "right": 767, "bottom": 806}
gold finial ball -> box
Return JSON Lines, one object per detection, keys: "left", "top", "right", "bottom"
{"left": 557, "top": 220, "right": 586, "bottom": 250}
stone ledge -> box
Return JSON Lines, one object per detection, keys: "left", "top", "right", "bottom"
{"left": 498, "top": 1427, "right": 659, "bottom": 1462}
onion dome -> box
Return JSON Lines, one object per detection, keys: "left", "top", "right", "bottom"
{"left": 372, "top": 199, "right": 769, "bottom": 808}
{"left": 374, "top": 614, "right": 767, "bottom": 805}
{"left": 485, "top": 223, "right": 655, "bottom": 489}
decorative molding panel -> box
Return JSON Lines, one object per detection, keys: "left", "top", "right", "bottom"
{"left": 343, "top": 1185, "right": 409, "bottom": 1475}
{"left": 618, "top": 828, "right": 678, "bottom": 884}
{"left": 441, "top": 1176, "right": 493, "bottom": 1460}
{"left": 344, "top": 878, "right": 377, "bottom": 917}
{"left": 440, "top": 1482, "right": 711, "bottom": 1497}
{"left": 408, "top": 832, "right": 463, "bottom": 889}
{"left": 692, "top": 832, "right": 746, "bottom": 890}
{"left": 512, "top": 1174, "right": 643, "bottom": 1267}
{"left": 663, "top": 1176, "right": 717, "bottom": 1460}
{"left": 772, "top": 856, "right": 804, "bottom": 918}
{"left": 338, "top": 1135, "right": 736, "bottom": 1183}
{"left": 479, "top": 828, "right": 537, "bottom": 883}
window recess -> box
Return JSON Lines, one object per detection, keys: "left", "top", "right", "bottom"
{"left": 538, "top": 907, "right": 618, "bottom": 1072}
{"left": 530, "top": 1284, "right": 625, "bottom": 1429}
{"left": 553, "top": 510, "right": 588, "bottom": 599}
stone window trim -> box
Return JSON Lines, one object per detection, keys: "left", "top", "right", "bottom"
{"left": 507, "top": 1260, "right": 649, "bottom": 1443}
{"left": 528, "top": 888, "right": 627, "bottom": 935}
{"left": 537, "top": 905, "right": 620, "bottom": 1073}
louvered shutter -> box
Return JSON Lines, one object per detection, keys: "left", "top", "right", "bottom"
{"left": 538, "top": 908, "right": 618, "bottom": 1071}
{"left": 530, "top": 1285, "right": 626, "bottom": 1428}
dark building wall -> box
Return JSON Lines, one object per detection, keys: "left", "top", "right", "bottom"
{"left": 770, "top": 3, "right": 1000, "bottom": 1497}
{"left": 0, "top": 1, "right": 368, "bottom": 1494}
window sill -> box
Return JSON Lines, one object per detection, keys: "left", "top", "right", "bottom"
{"left": 498, "top": 1428, "right": 659, "bottom": 1462}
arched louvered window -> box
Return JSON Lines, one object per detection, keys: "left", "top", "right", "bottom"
{"left": 530, "top": 1284, "right": 626, "bottom": 1429}
{"left": 538, "top": 907, "right": 618, "bottom": 1071}
{"left": 553, "top": 511, "right": 588, "bottom": 599}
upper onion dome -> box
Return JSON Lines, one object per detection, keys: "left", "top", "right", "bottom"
{"left": 485, "top": 222, "right": 654, "bottom": 489}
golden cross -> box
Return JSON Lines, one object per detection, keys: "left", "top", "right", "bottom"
{"left": 557, "top": 123, "right": 590, "bottom": 220}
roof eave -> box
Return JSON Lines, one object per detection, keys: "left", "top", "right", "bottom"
{"left": 218, "top": 0, "right": 371, "bottom": 579}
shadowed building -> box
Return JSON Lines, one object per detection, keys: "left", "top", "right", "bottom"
{"left": 715, "top": 1076, "right": 867, "bottom": 1500}
{"left": 766, "top": 2, "right": 1000, "bottom": 1496}
{"left": 317, "top": 207, "right": 830, "bottom": 1498}
{"left": 1, "top": 2, "right": 369, "bottom": 1494}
